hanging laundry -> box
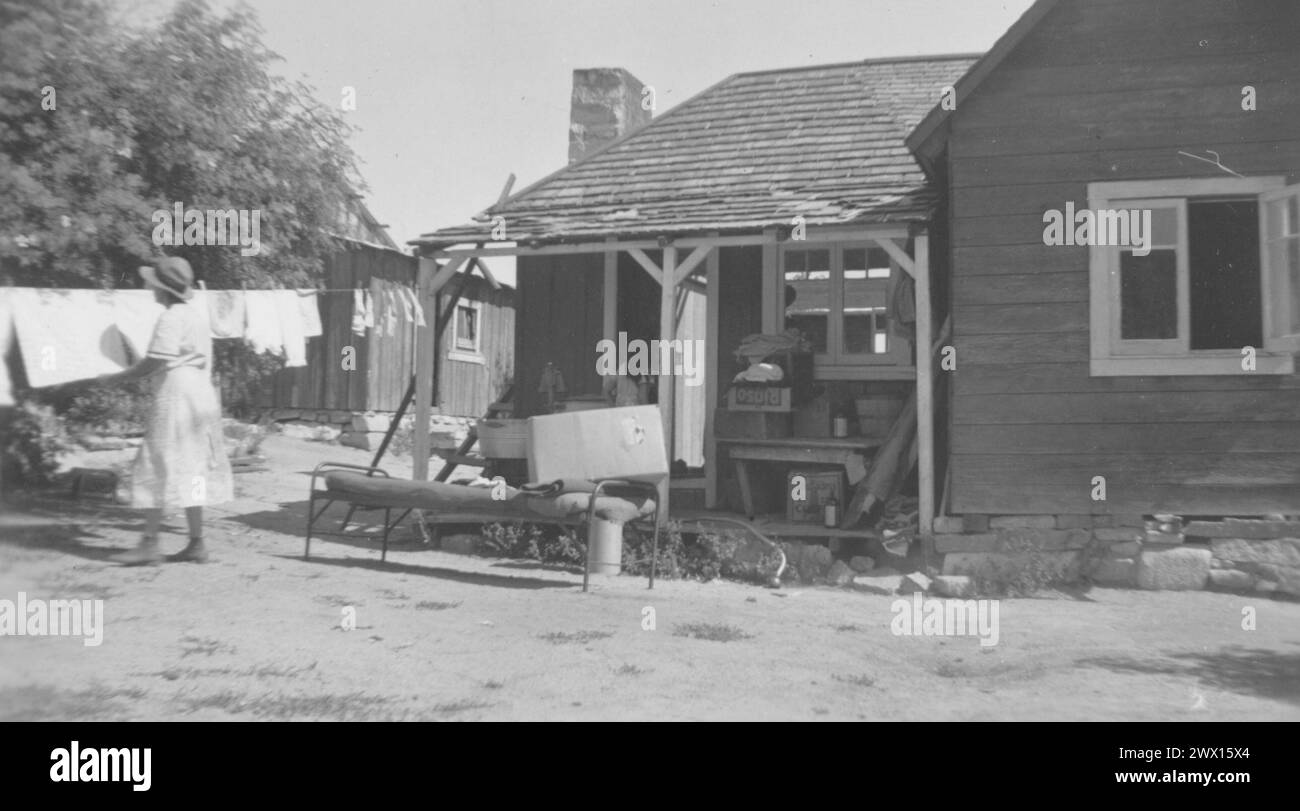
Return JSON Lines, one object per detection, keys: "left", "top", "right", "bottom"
{"left": 273, "top": 290, "right": 307, "bottom": 368}
{"left": 207, "top": 290, "right": 247, "bottom": 339}
{"left": 383, "top": 285, "right": 400, "bottom": 336}
{"left": 243, "top": 290, "right": 283, "bottom": 355}
{"left": 296, "top": 290, "right": 323, "bottom": 338}
{"left": 113, "top": 290, "right": 167, "bottom": 360}
{"left": 10, "top": 289, "right": 131, "bottom": 387}
{"left": 351, "top": 288, "right": 367, "bottom": 336}
{"left": 406, "top": 286, "right": 427, "bottom": 327}
{"left": 396, "top": 284, "right": 416, "bottom": 324}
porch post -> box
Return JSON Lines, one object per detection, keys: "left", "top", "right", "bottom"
{"left": 914, "top": 233, "right": 934, "bottom": 534}
{"left": 412, "top": 256, "right": 437, "bottom": 480}
{"left": 658, "top": 245, "right": 678, "bottom": 522}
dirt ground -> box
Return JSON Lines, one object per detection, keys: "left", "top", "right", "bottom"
{"left": 1, "top": 434, "right": 1298, "bottom": 722}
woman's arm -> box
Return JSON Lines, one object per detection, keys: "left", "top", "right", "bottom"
{"left": 99, "top": 356, "right": 169, "bottom": 386}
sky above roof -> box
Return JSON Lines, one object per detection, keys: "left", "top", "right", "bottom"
{"left": 134, "top": 0, "right": 1036, "bottom": 281}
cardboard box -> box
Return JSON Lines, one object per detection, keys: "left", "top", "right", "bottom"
{"left": 527, "top": 405, "right": 668, "bottom": 485}
{"left": 714, "top": 408, "right": 791, "bottom": 439}
{"left": 727, "top": 385, "right": 792, "bottom": 412}
{"left": 786, "top": 469, "right": 845, "bottom": 524}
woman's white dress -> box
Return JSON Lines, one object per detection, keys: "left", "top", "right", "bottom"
{"left": 130, "top": 300, "right": 234, "bottom": 509}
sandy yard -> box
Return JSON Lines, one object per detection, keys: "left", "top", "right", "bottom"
{"left": 0, "top": 433, "right": 1297, "bottom": 722}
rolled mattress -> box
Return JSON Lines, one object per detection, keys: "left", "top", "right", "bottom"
{"left": 321, "top": 473, "right": 656, "bottom": 524}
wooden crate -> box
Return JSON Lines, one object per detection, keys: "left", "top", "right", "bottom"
{"left": 786, "top": 469, "right": 845, "bottom": 524}
{"left": 727, "top": 385, "right": 792, "bottom": 412}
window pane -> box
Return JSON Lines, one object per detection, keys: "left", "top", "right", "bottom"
{"left": 1188, "top": 200, "right": 1261, "bottom": 350}
{"left": 784, "top": 249, "right": 830, "bottom": 352}
{"left": 1274, "top": 238, "right": 1300, "bottom": 334}
{"left": 1120, "top": 249, "right": 1178, "bottom": 340}
{"left": 1150, "top": 206, "right": 1178, "bottom": 246}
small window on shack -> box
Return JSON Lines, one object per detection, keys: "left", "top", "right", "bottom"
{"left": 449, "top": 300, "right": 483, "bottom": 363}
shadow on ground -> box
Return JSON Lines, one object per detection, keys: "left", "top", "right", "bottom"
{"left": 1078, "top": 645, "right": 1300, "bottom": 705}
{"left": 271, "top": 553, "right": 576, "bottom": 590}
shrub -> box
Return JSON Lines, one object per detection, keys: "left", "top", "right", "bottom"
{"left": 61, "top": 380, "right": 148, "bottom": 438}
{"left": 0, "top": 397, "right": 75, "bottom": 487}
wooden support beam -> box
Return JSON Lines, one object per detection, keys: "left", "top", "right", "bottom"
{"left": 876, "top": 237, "right": 917, "bottom": 278}
{"left": 626, "top": 247, "right": 663, "bottom": 285}
{"left": 673, "top": 244, "right": 711, "bottom": 286}
{"left": 473, "top": 257, "right": 501, "bottom": 290}
{"left": 658, "top": 245, "right": 678, "bottom": 525}
{"left": 412, "top": 257, "right": 437, "bottom": 480}
{"left": 704, "top": 243, "right": 720, "bottom": 509}
{"left": 426, "top": 233, "right": 778, "bottom": 260}
{"left": 914, "top": 234, "right": 934, "bottom": 534}
{"left": 603, "top": 244, "right": 618, "bottom": 341}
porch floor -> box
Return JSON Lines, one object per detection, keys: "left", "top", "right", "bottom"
{"left": 671, "top": 507, "right": 879, "bottom": 540}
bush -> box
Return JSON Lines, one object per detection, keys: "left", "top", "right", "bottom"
{"left": 478, "top": 519, "right": 782, "bottom": 585}
{"left": 61, "top": 380, "right": 149, "bottom": 438}
{"left": 0, "top": 397, "right": 75, "bottom": 487}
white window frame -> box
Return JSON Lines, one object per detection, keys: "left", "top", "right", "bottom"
{"left": 1088, "top": 176, "right": 1295, "bottom": 376}
{"left": 448, "top": 299, "right": 484, "bottom": 364}
{"left": 780, "top": 241, "right": 912, "bottom": 379}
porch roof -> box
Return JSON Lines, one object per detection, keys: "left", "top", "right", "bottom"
{"left": 411, "top": 53, "right": 978, "bottom": 250}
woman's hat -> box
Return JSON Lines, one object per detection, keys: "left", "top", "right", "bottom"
{"left": 140, "top": 256, "right": 194, "bottom": 301}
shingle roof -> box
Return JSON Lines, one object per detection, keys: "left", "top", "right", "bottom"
{"left": 412, "top": 54, "right": 979, "bottom": 249}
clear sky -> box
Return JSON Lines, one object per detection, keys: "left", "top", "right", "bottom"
{"left": 140, "top": 0, "right": 1037, "bottom": 282}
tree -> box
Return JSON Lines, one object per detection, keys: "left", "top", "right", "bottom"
{"left": 0, "top": 0, "right": 362, "bottom": 290}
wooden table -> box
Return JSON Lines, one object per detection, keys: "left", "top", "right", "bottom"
{"left": 715, "top": 436, "right": 882, "bottom": 520}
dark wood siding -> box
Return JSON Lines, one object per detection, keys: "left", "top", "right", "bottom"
{"left": 513, "top": 253, "right": 605, "bottom": 418}
{"left": 947, "top": 0, "right": 1300, "bottom": 516}
{"left": 435, "top": 274, "right": 515, "bottom": 417}
{"left": 259, "top": 243, "right": 418, "bottom": 413}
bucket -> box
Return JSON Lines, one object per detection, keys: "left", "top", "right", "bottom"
{"left": 477, "top": 419, "right": 529, "bottom": 458}
{"left": 587, "top": 517, "right": 624, "bottom": 575}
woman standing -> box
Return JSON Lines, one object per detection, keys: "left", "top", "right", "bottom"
{"left": 102, "top": 257, "right": 233, "bottom": 565}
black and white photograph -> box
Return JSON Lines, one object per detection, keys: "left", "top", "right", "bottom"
{"left": 0, "top": 0, "right": 1296, "bottom": 747}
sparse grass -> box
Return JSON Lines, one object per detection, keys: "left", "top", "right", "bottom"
{"left": 179, "top": 635, "right": 235, "bottom": 658}
{"left": 0, "top": 684, "right": 146, "bottom": 721}
{"left": 672, "top": 623, "right": 752, "bottom": 643}
{"left": 181, "top": 691, "right": 399, "bottom": 720}
{"left": 615, "top": 664, "right": 648, "bottom": 676}
{"left": 316, "top": 594, "right": 358, "bottom": 607}
{"left": 431, "top": 699, "right": 494, "bottom": 715}
{"left": 834, "top": 624, "right": 863, "bottom": 632}
{"left": 483, "top": 680, "right": 505, "bottom": 690}
{"left": 539, "top": 630, "right": 614, "bottom": 645}
{"left": 833, "top": 673, "right": 876, "bottom": 688}
{"left": 415, "top": 600, "right": 461, "bottom": 611}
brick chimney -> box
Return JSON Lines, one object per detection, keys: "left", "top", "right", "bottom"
{"left": 569, "top": 68, "right": 652, "bottom": 164}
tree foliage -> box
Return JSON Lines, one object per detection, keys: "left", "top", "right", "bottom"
{"left": 0, "top": 0, "right": 362, "bottom": 289}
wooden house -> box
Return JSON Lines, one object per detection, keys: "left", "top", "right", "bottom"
{"left": 261, "top": 198, "right": 514, "bottom": 419}
{"left": 412, "top": 0, "right": 1300, "bottom": 543}
{"left": 411, "top": 60, "right": 977, "bottom": 528}
{"left": 908, "top": 0, "right": 1300, "bottom": 524}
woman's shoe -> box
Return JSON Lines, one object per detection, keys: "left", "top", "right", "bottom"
{"left": 168, "top": 539, "right": 209, "bottom": 563}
